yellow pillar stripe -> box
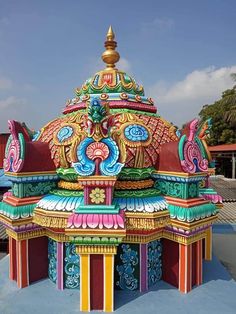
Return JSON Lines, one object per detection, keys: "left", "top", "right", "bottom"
{"left": 104, "top": 254, "right": 114, "bottom": 312}
{"left": 80, "top": 254, "right": 90, "bottom": 312}
{"left": 205, "top": 227, "right": 212, "bottom": 261}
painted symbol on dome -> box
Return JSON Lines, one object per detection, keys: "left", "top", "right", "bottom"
{"left": 124, "top": 124, "right": 149, "bottom": 142}
{"left": 89, "top": 188, "right": 105, "bottom": 204}
{"left": 86, "top": 142, "right": 109, "bottom": 160}
{"left": 57, "top": 126, "right": 74, "bottom": 143}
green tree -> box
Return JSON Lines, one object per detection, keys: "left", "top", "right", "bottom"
{"left": 199, "top": 85, "right": 236, "bottom": 145}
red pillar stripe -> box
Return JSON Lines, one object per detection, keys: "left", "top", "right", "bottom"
{"left": 196, "top": 240, "right": 203, "bottom": 285}
{"left": 179, "top": 244, "right": 192, "bottom": 293}
{"left": 16, "top": 240, "right": 29, "bottom": 288}
{"left": 9, "top": 237, "right": 17, "bottom": 281}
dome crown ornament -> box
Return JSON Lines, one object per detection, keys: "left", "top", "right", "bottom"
{"left": 102, "top": 26, "right": 120, "bottom": 70}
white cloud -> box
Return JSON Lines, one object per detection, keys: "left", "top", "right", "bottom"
{"left": 0, "top": 96, "right": 29, "bottom": 131}
{"left": 87, "top": 57, "right": 132, "bottom": 77}
{"left": 0, "top": 76, "right": 12, "bottom": 90}
{"left": 0, "top": 96, "right": 26, "bottom": 109}
{"left": 141, "top": 17, "right": 174, "bottom": 35}
{"left": 147, "top": 65, "right": 236, "bottom": 127}
{"left": 117, "top": 58, "right": 131, "bottom": 73}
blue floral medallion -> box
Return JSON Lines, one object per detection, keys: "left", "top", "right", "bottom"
{"left": 64, "top": 242, "right": 80, "bottom": 289}
{"left": 115, "top": 244, "right": 139, "bottom": 290}
{"left": 57, "top": 126, "right": 74, "bottom": 143}
{"left": 48, "top": 238, "right": 57, "bottom": 283}
{"left": 124, "top": 124, "right": 149, "bottom": 142}
{"left": 148, "top": 240, "right": 162, "bottom": 287}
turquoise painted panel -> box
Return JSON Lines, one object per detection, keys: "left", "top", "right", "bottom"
{"left": 48, "top": 238, "right": 57, "bottom": 283}
{"left": 64, "top": 242, "right": 80, "bottom": 289}
{"left": 115, "top": 243, "right": 139, "bottom": 290}
{"left": 148, "top": 240, "right": 162, "bottom": 287}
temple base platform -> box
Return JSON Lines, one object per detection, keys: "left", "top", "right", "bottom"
{"left": 0, "top": 254, "right": 236, "bottom": 314}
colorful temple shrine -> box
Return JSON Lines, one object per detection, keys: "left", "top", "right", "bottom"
{"left": 0, "top": 27, "right": 222, "bottom": 312}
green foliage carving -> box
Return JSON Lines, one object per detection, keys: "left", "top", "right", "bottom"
{"left": 12, "top": 182, "right": 57, "bottom": 198}
{"left": 156, "top": 181, "right": 199, "bottom": 199}
{"left": 168, "top": 203, "right": 217, "bottom": 222}
{"left": 56, "top": 168, "right": 78, "bottom": 182}
{"left": 119, "top": 167, "right": 155, "bottom": 180}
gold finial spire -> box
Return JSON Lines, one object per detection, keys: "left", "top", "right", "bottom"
{"left": 102, "top": 25, "right": 120, "bottom": 70}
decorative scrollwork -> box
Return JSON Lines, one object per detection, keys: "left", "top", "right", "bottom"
{"left": 116, "top": 244, "right": 139, "bottom": 290}
{"left": 48, "top": 238, "right": 57, "bottom": 283}
{"left": 148, "top": 240, "right": 162, "bottom": 287}
{"left": 64, "top": 242, "right": 80, "bottom": 289}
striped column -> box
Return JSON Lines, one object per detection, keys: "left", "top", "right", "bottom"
{"left": 196, "top": 240, "right": 203, "bottom": 285}
{"left": 80, "top": 254, "right": 90, "bottom": 312}
{"left": 9, "top": 236, "right": 17, "bottom": 281}
{"left": 140, "top": 243, "right": 148, "bottom": 292}
{"left": 179, "top": 243, "right": 192, "bottom": 293}
{"left": 56, "top": 242, "right": 64, "bottom": 290}
{"left": 104, "top": 254, "right": 114, "bottom": 312}
{"left": 16, "top": 239, "right": 29, "bottom": 288}
{"left": 205, "top": 227, "right": 212, "bottom": 261}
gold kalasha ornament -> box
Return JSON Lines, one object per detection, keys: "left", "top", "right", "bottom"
{"left": 102, "top": 25, "right": 120, "bottom": 69}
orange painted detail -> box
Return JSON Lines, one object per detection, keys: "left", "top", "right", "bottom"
{"left": 196, "top": 240, "right": 203, "bottom": 285}
{"left": 165, "top": 196, "right": 208, "bottom": 208}
{"left": 4, "top": 195, "right": 42, "bottom": 206}
{"left": 9, "top": 237, "right": 17, "bottom": 281}
{"left": 16, "top": 240, "right": 29, "bottom": 288}
{"left": 179, "top": 244, "right": 192, "bottom": 293}
{"left": 126, "top": 228, "right": 162, "bottom": 235}
{"left": 209, "top": 144, "right": 236, "bottom": 152}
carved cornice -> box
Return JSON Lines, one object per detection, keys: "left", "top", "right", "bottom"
{"left": 76, "top": 245, "right": 117, "bottom": 254}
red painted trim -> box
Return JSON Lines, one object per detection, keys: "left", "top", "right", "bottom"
{"left": 63, "top": 100, "right": 157, "bottom": 114}
{"left": 196, "top": 240, "right": 203, "bottom": 285}
{"left": 9, "top": 237, "right": 17, "bottom": 281}
{"left": 16, "top": 240, "right": 29, "bottom": 288}
{"left": 192, "top": 242, "right": 197, "bottom": 287}
{"left": 90, "top": 254, "right": 104, "bottom": 310}
{"left": 179, "top": 244, "right": 192, "bottom": 293}
{"left": 28, "top": 237, "right": 48, "bottom": 284}
{"left": 162, "top": 239, "right": 179, "bottom": 288}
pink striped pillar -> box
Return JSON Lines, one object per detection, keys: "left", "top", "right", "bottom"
{"left": 56, "top": 242, "right": 64, "bottom": 290}
{"left": 140, "top": 243, "right": 148, "bottom": 292}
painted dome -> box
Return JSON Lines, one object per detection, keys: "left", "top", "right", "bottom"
{"left": 34, "top": 26, "right": 178, "bottom": 180}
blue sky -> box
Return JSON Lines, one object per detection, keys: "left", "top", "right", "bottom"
{"left": 0, "top": 0, "right": 236, "bottom": 131}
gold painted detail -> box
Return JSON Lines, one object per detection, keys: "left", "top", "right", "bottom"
{"left": 76, "top": 245, "right": 117, "bottom": 255}
{"left": 33, "top": 209, "right": 69, "bottom": 228}
{"left": 4, "top": 171, "right": 57, "bottom": 177}
{"left": 6, "top": 228, "right": 46, "bottom": 241}
{"left": 170, "top": 215, "right": 217, "bottom": 231}
{"left": 162, "top": 229, "right": 206, "bottom": 245}
{"left": 46, "top": 229, "right": 70, "bottom": 242}
{"left": 124, "top": 232, "right": 162, "bottom": 244}
{"left": 89, "top": 188, "right": 105, "bottom": 204}
{"left": 126, "top": 214, "right": 170, "bottom": 230}
{"left": 102, "top": 26, "right": 120, "bottom": 70}
{"left": 154, "top": 171, "right": 207, "bottom": 178}
{"left": 115, "top": 179, "right": 154, "bottom": 190}
{"left": 78, "top": 175, "right": 117, "bottom": 187}
{"left": 0, "top": 214, "right": 33, "bottom": 227}
{"left": 58, "top": 180, "right": 83, "bottom": 190}
{"left": 6, "top": 227, "right": 70, "bottom": 242}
